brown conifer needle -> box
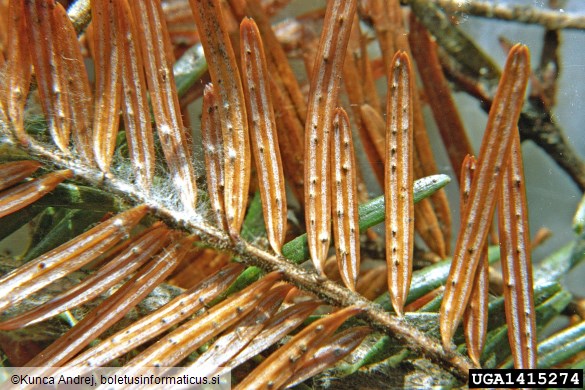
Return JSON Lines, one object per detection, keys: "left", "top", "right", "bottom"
{"left": 241, "top": 18, "right": 287, "bottom": 254}
{"left": 91, "top": 0, "right": 121, "bottom": 171}
{"left": 133, "top": 0, "right": 198, "bottom": 212}
{"left": 0, "top": 226, "right": 171, "bottom": 331}
{"left": 440, "top": 44, "right": 530, "bottom": 350}
{"left": 360, "top": 104, "right": 386, "bottom": 162}
{"left": 356, "top": 265, "right": 388, "bottom": 300}
{"left": 122, "top": 272, "right": 282, "bottom": 368}
{"left": 343, "top": 16, "right": 384, "bottom": 186}
{"left": 235, "top": 306, "right": 361, "bottom": 390}
{"left": 0, "top": 204, "right": 148, "bottom": 314}
{"left": 115, "top": 0, "right": 155, "bottom": 191}
{"left": 26, "top": 234, "right": 196, "bottom": 368}
{"left": 304, "top": 0, "right": 357, "bottom": 275}
{"left": 284, "top": 326, "right": 370, "bottom": 388}
{"left": 228, "top": 0, "right": 307, "bottom": 204}
{"left": 229, "top": 0, "right": 307, "bottom": 120}
{"left": 369, "top": 0, "right": 452, "bottom": 254}
{"left": 188, "top": 284, "right": 292, "bottom": 377}
{"left": 190, "top": 0, "right": 250, "bottom": 236}
{"left": 53, "top": 2, "right": 94, "bottom": 164}
{"left": 409, "top": 14, "right": 473, "bottom": 181}
{"left": 358, "top": 104, "right": 386, "bottom": 185}
{"left": 24, "top": 0, "right": 71, "bottom": 152}
{"left": 498, "top": 131, "right": 537, "bottom": 369}
{"left": 269, "top": 79, "right": 306, "bottom": 204}
{"left": 460, "top": 155, "right": 489, "bottom": 367}
{"left": 219, "top": 300, "right": 320, "bottom": 375}
{"left": 0, "top": 160, "right": 41, "bottom": 192}
{"left": 414, "top": 197, "right": 447, "bottom": 259}
{"left": 201, "top": 84, "right": 228, "bottom": 231}
{"left": 0, "top": 169, "right": 73, "bottom": 219}
{"left": 331, "top": 108, "right": 360, "bottom": 291}
{"left": 404, "top": 6, "right": 454, "bottom": 255}
{"left": 6, "top": 0, "right": 31, "bottom": 145}
{"left": 361, "top": 103, "right": 445, "bottom": 259}
{"left": 385, "top": 51, "right": 415, "bottom": 316}
{"left": 365, "top": 0, "right": 399, "bottom": 60}
{"left": 66, "top": 263, "right": 244, "bottom": 369}
{"left": 345, "top": 13, "right": 382, "bottom": 112}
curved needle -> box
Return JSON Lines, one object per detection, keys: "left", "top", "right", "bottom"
{"left": 440, "top": 44, "right": 530, "bottom": 349}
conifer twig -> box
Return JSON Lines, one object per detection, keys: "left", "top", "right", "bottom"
{"left": 67, "top": 0, "right": 91, "bottom": 34}
{"left": 405, "top": 0, "right": 585, "bottom": 31}
{"left": 2, "top": 134, "right": 471, "bottom": 381}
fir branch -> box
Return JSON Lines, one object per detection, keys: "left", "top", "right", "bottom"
{"left": 0, "top": 132, "right": 471, "bottom": 380}
{"left": 3, "top": 0, "right": 584, "bottom": 384}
